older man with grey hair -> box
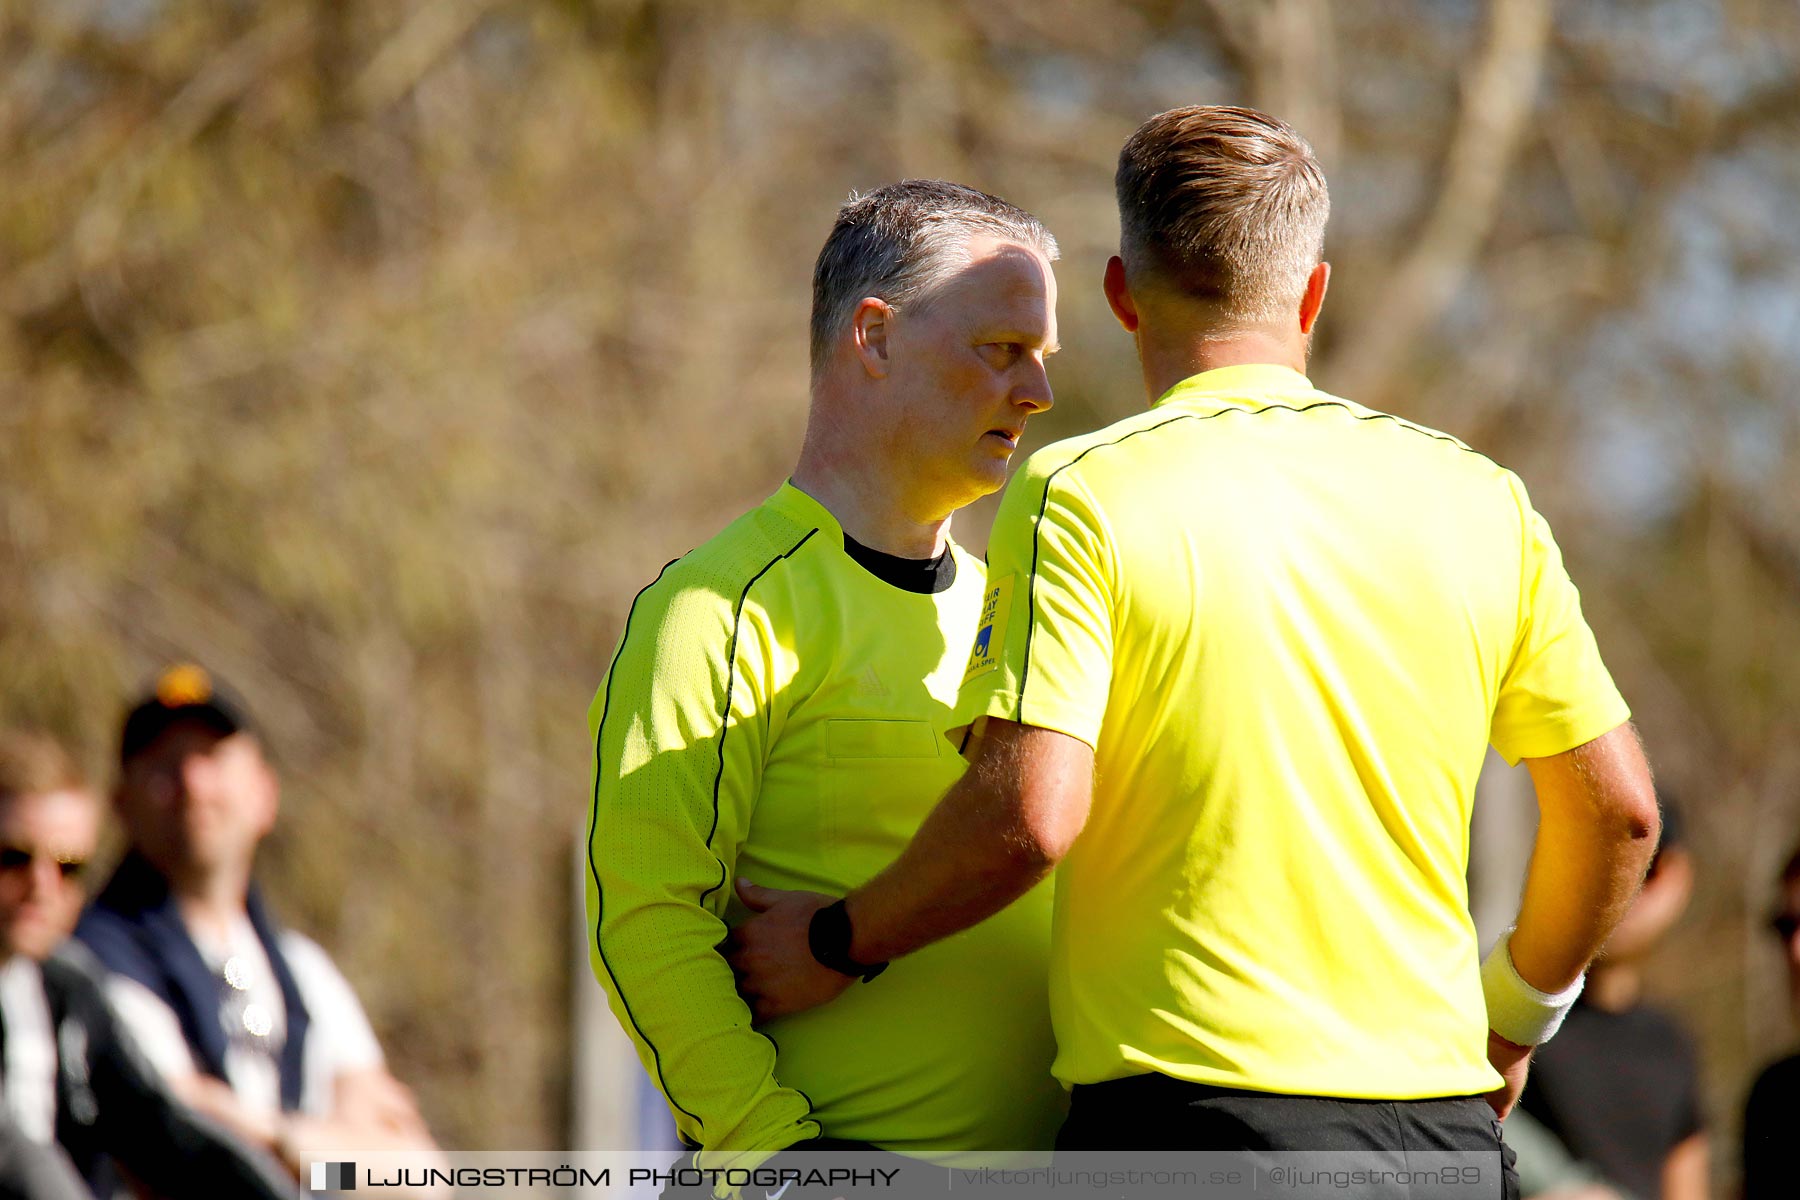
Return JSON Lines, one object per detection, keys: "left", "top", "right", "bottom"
{"left": 584, "top": 180, "right": 1065, "bottom": 1164}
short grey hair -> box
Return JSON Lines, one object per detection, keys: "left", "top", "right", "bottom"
{"left": 1116, "top": 105, "right": 1329, "bottom": 324}
{"left": 809, "top": 180, "right": 1058, "bottom": 377}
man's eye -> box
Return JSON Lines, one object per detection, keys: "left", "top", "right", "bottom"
{"left": 980, "top": 343, "right": 1022, "bottom": 367}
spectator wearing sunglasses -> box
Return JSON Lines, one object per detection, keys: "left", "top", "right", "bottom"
{"left": 1742, "top": 839, "right": 1800, "bottom": 1200}
{"left": 0, "top": 728, "right": 291, "bottom": 1198}
{"left": 72, "top": 667, "right": 439, "bottom": 1186}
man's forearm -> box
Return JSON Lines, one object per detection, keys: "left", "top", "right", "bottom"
{"left": 726, "top": 722, "right": 1089, "bottom": 1022}
{"left": 844, "top": 764, "right": 1053, "bottom": 965}
{"left": 1512, "top": 724, "right": 1660, "bottom": 991}
{"left": 845, "top": 720, "right": 1090, "bottom": 964}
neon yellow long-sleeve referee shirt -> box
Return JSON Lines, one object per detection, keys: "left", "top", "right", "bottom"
{"left": 585, "top": 481, "right": 1063, "bottom": 1156}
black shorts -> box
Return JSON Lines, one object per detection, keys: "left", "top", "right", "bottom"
{"left": 1058, "top": 1074, "right": 1519, "bottom": 1198}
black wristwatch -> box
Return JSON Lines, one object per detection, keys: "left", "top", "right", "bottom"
{"left": 807, "top": 900, "right": 888, "bottom": 982}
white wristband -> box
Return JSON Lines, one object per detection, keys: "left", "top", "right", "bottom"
{"left": 1480, "top": 930, "right": 1584, "bottom": 1047}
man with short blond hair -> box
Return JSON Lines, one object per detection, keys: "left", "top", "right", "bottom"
{"left": 732, "top": 107, "right": 1660, "bottom": 1177}
{"left": 1113, "top": 103, "right": 1329, "bottom": 324}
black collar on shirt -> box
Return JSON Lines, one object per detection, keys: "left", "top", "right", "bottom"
{"left": 842, "top": 533, "right": 957, "bottom": 594}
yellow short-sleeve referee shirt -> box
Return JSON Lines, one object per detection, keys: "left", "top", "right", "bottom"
{"left": 956, "top": 363, "right": 1630, "bottom": 1099}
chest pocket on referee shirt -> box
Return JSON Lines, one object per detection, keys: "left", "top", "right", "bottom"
{"left": 826, "top": 719, "right": 937, "bottom": 759}
{"left": 823, "top": 718, "right": 943, "bottom": 867}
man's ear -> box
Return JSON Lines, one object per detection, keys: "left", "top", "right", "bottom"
{"left": 1102, "top": 256, "right": 1139, "bottom": 333}
{"left": 852, "top": 297, "right": 893, "bottom": 379}
{"left": 1298, "top": 261, "right": 1330, "bottom": 335}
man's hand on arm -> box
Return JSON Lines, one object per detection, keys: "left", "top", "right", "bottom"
{"left": 726, "top": 720, "right": 1092, "bottom": 1022}
{"left": 1484, "top": 721, "right": 1659, "bottom": 1118}
{"left": 725, "top": 882, "right": 854, "bottom": 1024}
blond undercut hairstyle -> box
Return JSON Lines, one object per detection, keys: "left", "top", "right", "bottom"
{"left": 809, "top": 179, "right": 1058, "bottom": 378}
{"left": 0, "top": 729, "right": 86, "bottom": 804}
{"left": 1115, "top": 105, "right": 1329, "bottom": 326}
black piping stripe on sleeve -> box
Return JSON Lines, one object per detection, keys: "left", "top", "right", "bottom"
{"left": 588, "top": 526, "right": 825, "bottom": 1144}
{"left": 1016, "top": 400, "right": 1501, "bottom": 721}
{"left": 697, "top": 526, "right": 820, "bottom": 910}
{"left": 587, "top": 557, "right": 702, "bottom": 1130}
{"left": 763, "top": 1029, "right": 822, "bottom": 1141}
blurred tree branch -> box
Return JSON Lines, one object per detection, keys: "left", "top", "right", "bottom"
{"left": 1324, "top": 0, "right": 1551, "bottom": 398}
{"left": 352, "top": 0, "right": 498, "bottom": 115}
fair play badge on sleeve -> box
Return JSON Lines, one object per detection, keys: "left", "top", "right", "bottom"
{"left": 962, "top": 574, "right": 1014, "bottom": 685}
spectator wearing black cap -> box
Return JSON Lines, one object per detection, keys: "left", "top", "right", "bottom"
{"left": 0, "top": 728, "right": 291, "bottom": 1199}
{"left": 73, "top": 666, "right": 438, "bottom": 1183}
{"left": 1742, "top": 840, "right": 1800, "bottom": 1200}
{"left": 1516, "top": 798, "right": 1706, "bottom": 1200}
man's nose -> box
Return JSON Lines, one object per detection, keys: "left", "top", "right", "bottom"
{"left": 26, "top": 856, "right": 62, "bottom": 899}
{"left": 1015, "top": 358, "right": 1054, "bottom": 414}
{"left": 177, "top": 752, "right": 215, "bottom": 800}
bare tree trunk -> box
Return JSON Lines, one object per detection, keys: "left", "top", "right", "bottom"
{"left": 1251, "top": 0, "right": 1341, "bottom": 169}
{"left": 1324, "top": 0, "right": 1551, "bottom": 400}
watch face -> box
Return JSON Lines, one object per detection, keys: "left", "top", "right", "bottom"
{"left": 806, "top": 898, "right": 884, "bottom": 980}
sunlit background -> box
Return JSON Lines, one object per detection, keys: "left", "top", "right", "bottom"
{"left": 3, "top": 0, "right": 1798, "bottom": 1189}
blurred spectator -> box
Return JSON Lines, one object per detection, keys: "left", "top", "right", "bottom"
{"left": 72, "top": 667, "right": 438, "bottom": 1181}
{"left": 1741, "top": 840, "right": 1800, "bottom": 1200}
{"left": 1503, "top": 1108, "right": 1627, "bottom": 1200}
{"left": 0, "top": 729, "right": 290, "bottom": 1198}
{"left": 1516, "top": 798, "right": 1705, "bottom": 1200}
